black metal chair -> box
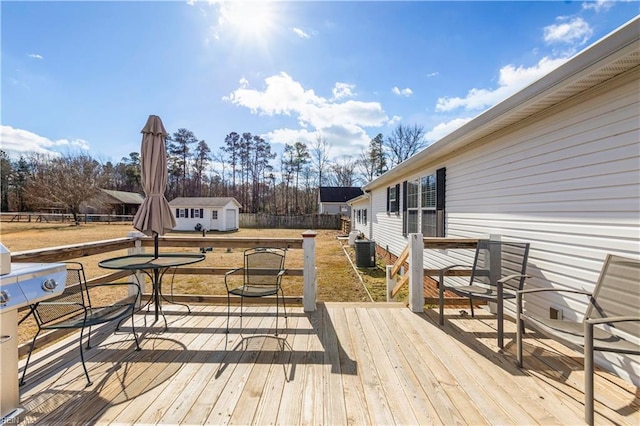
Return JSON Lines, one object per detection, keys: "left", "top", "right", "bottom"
{"left": 225, "top": 248, "right": 287, "bottom": 336}
{"left": 438, "top": 240, "right": 531, "bottom": 326}
{"left": 19, "top": 261, "right": 141, "bottom": 386}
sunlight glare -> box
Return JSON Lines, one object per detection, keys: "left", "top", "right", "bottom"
{"left": 221, "top": 1, "right": 276, "bottom": 41}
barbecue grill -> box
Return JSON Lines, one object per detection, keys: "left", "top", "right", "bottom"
{"left": 0, "top": 245, "right": 66, "bottom": 423}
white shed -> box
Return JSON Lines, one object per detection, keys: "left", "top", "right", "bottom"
{"left": 169, "top": 197, "right": 241, "bottom": 232}
{"left": 362, "top": 17, "right": 639, "bottom": 385}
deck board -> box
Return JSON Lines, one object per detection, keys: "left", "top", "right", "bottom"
{"left": 17, "top": 303, "right": 639, "bottom": 425}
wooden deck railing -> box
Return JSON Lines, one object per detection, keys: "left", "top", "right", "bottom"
{"left": 385, "top": 234, "right": 483, "bottom": 310}
{"left": 12, "top": 231, "right": 318, "bottom": 312}
{"left": 14, "top": 231, "right": 318, "bottom": 356}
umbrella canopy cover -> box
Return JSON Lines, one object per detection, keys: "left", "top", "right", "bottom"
{"left": 133, "top": 115, "right": 176, "bottom": 236}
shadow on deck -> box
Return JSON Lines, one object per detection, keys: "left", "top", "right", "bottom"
{"left": 18, "top": 303, "right": 640, "bottom": 425}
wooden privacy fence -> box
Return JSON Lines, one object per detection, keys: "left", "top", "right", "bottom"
{"left": 240, "top": 213, "right": 341, "bottom": 230}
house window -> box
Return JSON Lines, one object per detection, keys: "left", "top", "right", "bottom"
{"left": 211, "top": 211, "right": 218, "bottom": 220}
{"left": 363, "top": 209, "right": 367, "bottom": 225}
{"left": 387, "top": 184, "right": 399, "bottom": 213}
{"left": 421, "top": 174, "right": 437, "bottom": 236}
{"left": 406, "top": 179, "right": 419, "bottom": 234}
{"left": 357, "top": 209, "right": 362, "bottom": 224}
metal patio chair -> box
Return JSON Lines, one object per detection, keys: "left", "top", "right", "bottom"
{"left": 225, "top": 247, "right": 287, "bottom": 336}
{"left": 438, "top": 240, "right": 531, "bottom": 327}
{"left": 516, "top": 254, "right": 640, "bottom": 425}
{"left": 20, "top": 261, "right": 141, "bottom": 387}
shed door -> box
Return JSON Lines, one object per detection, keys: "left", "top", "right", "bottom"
{"left": 225, "top": 209, "right": 236, "bottom": 230}
{"left": 210, "top": 210, "right": 219, "bottom": 231}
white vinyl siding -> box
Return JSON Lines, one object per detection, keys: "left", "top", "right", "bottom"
{"left": 170, "top": 199, "right": 241, "bottom": 232}
{"left": 349, "top": 197, "right": 370, "bottom": 236}
{"left": 368, "top": 70, "right": 640, "bottom": 385}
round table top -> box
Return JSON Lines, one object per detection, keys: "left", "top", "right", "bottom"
{"left": 98, "top": 253, "right": 205, "bottom": 271}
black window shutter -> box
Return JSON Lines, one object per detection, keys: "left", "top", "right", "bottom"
{"left": 176, "top": 208, "right": 179, "bottom": 217}
{"left": 386, "top": 187, "right": 390, "bottom": 213}
{"left": 436, "top": 167, "right": 446, "bottom": 237}
{"left": 395, "top": 183, "right": 400, "bottom": 213}
{"left": 402, "top": 181, "right": 407, "bottom": 212}
{"left": 190, "top": 208, "right": 194, "bottom": 218}
{"left": 200, "top": 208, "right": 204, "bottom": 218}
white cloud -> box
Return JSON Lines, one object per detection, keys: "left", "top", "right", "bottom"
{"left": 424, "top": 117, "right": 473, "bottom": 142}
{"left": 266, "top": 125, "right": 371, "bottom": 157}
{"left": 0, "top": 125, "right": 89, "bottom": 158}
{"left": 292, "top": 27, "right": 310, "bottom": 38}
{"left": 426, "top": 72, "right": 439, "bottom": 78}
{"left": 223, "top": 72, "right": 388, "bottom": 150}
{"left": 582, "top": 0, "right": 615, "bottom": 13}
{"left": 435, "top": 56, "right": 567, "bottom": 112}
{"left": 28, "top": 53, "right": 43, "bottom": 60}
{"left": 392, "top": 86, "right": 413, "bottom": 97}
{"left": 332, "top": 82, "right": 355, "bottom": 100}
{"left": 544, "top": 17, "right": 593, "bottom": 45}
{"left": 387, "top": 115, "right": 402, "bottom": 126}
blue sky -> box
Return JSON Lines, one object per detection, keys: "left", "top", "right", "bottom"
{"left": 2, "top": 1, "right": 638, "bottom": 165}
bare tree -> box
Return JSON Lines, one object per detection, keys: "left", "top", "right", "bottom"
{"left": 310, "top": 134, "right": 331, "bottom": 187}
{"left": 25, "top": 153, "right": 105, "bottom": 223}
{"left": 328, "top": 156, "right": 359, "bottom": 187}
{"left": 385, "top": 123, "right": 426, "bottom": 167}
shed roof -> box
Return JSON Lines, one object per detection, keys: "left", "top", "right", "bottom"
{"left": 100, "top": 189, "right": 144, "bottom": 205}
{"left": 319, "top": 187, "right": 364, "bottom": 203}
{"left": 169, "top": 197, "right": 241, "bottom": 208}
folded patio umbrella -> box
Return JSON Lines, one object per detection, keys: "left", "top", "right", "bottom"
{"left": 132, "top": 115, "right": 176, "bottom": 257}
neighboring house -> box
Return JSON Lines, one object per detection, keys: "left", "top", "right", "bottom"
{"left": 169, "top": 197, "right": 241, "bottom": 232}
{"left": 318, "top": 187, "right": 364, "bottom": 216}
{"left": 82, "top": 189, "right": 144, "bottom": 215}
{"left": 361, "top": 18, "right": 639, "bottom": 385}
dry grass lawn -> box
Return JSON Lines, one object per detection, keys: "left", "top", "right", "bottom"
{"left": 0, "top": 221, "right": 388, "bottom": 344}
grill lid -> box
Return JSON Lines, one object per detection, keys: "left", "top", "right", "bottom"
{"left": 0, "top": 263, "right": 67, "bottom": 310}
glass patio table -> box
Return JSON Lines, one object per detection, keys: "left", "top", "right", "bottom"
{"left": 99, "top": 253, "right": 205, "bottom": 329}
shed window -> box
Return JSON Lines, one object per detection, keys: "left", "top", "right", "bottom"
{"left": 212, "top": 211, "right": 218, "bottom": 220}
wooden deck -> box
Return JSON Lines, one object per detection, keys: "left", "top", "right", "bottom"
{"left": 18, "top": 303, "right": 639, "bottom": 425}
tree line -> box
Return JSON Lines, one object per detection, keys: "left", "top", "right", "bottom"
{"left": 0, "top": 123, "right": 427, "bottom": 219}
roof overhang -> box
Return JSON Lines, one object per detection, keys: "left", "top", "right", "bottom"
{"left": 347, "top": 194, "right": 370, "bottom": 206}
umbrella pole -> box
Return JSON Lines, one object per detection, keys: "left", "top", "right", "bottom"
{"left": 153, "top": 231, "right": 159, "bottom": 259}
